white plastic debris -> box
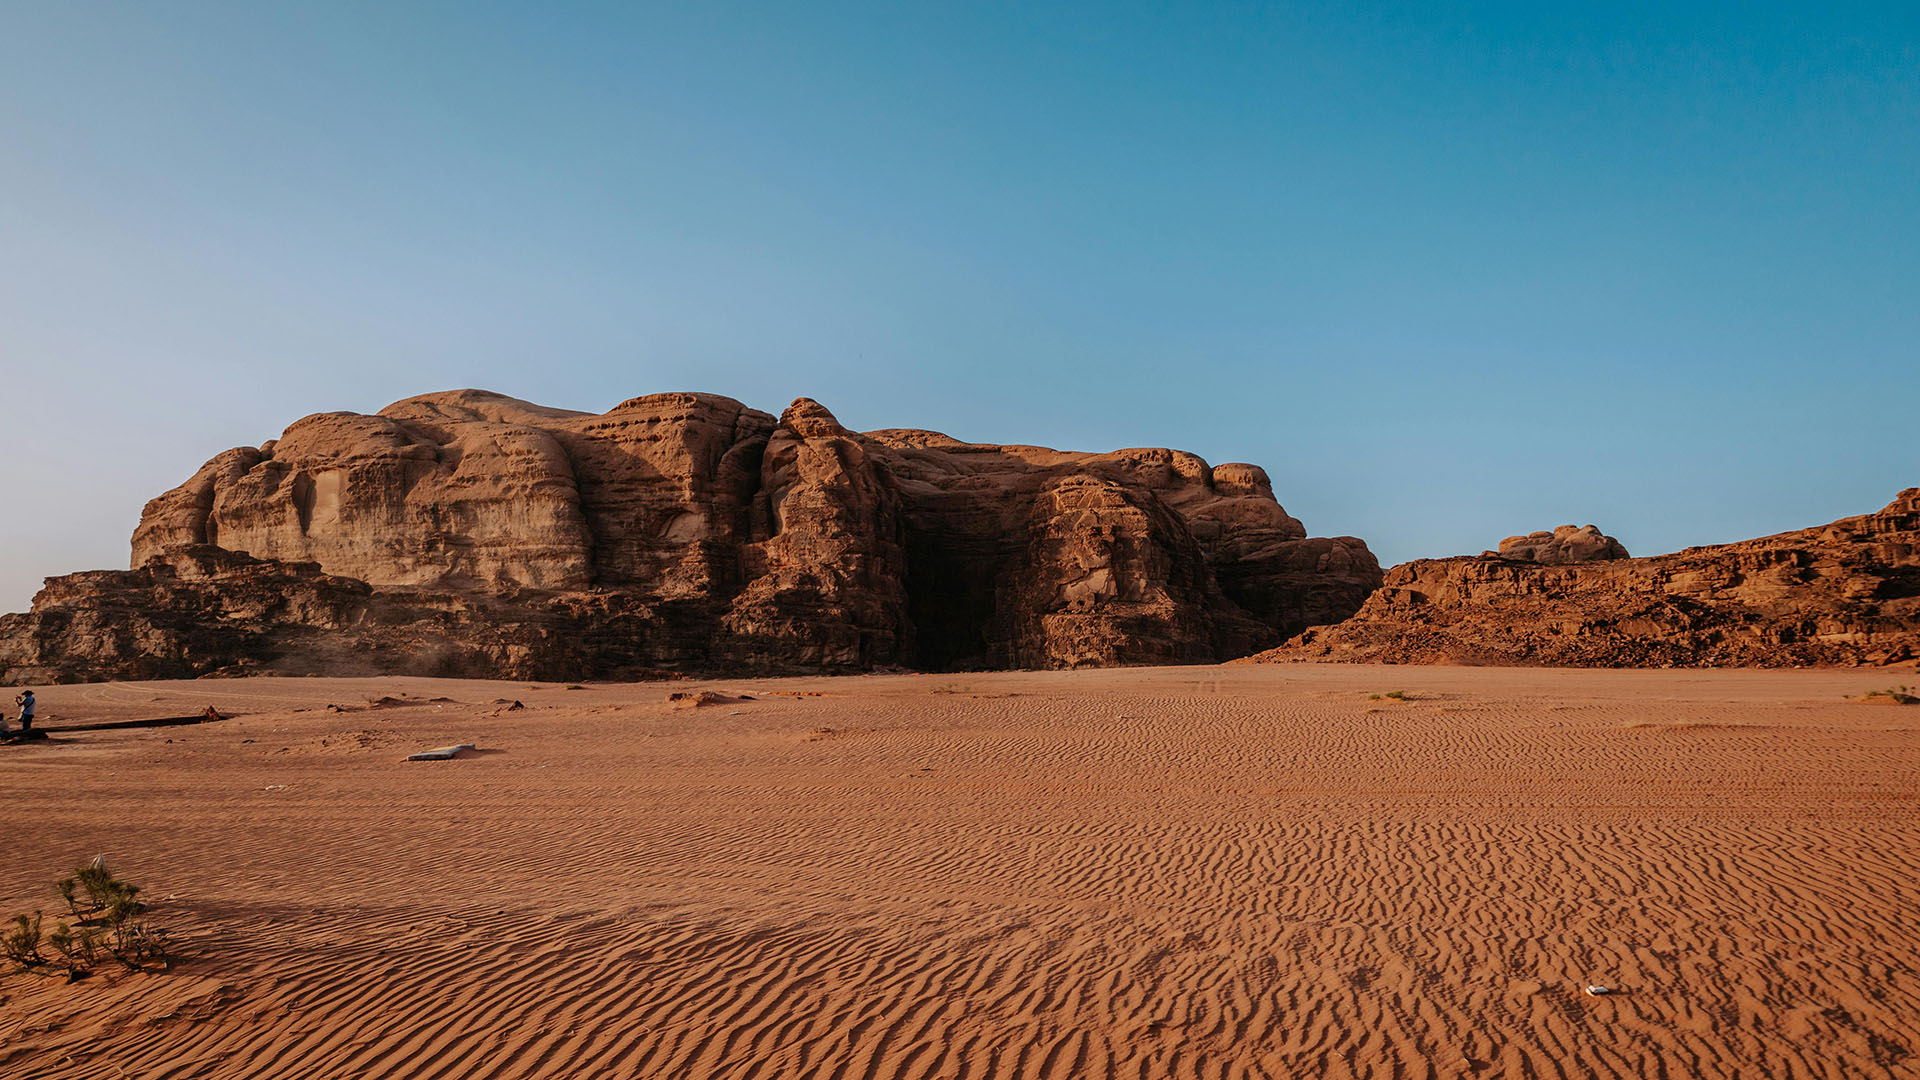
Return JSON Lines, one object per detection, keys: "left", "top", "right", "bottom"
{"left": 406, "top": 743, "right": 477, "bottom": 761}
{"left": 1585, "top": 985, "right": 1614, "bottom": 996}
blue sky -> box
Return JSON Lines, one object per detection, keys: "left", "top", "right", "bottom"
{"left": 2, "top": 2, "right": 1916, "bottom": 613}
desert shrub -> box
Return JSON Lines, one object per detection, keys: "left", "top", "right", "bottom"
{"left": 61, "top": 859, "right": 140, "bottom": 915}
{"left": 1865, "top": 685, "right": 1917, "bottom": 705}
{"left": 3, "top": 913, "right": 46, "bottom": 968}
{"left": 46, "top": 921, "right": 102, "bottom": 974}
{"left": 5, "top": 859, "right": 167, "bottom": 979}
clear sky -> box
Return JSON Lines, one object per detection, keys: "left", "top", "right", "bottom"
{"left": 2, "top": 2, "right": 1916, "bottom": 614}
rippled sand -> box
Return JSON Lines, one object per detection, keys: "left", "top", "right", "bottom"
{"left": 2, "top": 665, "right": 1915, "bottom": 1079}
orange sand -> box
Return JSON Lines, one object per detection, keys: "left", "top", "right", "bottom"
{"left": 2, "top": 665, "right": 1915, "bottom": 1079}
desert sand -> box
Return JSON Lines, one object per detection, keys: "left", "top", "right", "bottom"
{"left": 2, "top": 664, "right": 1915, "bottom": 1079}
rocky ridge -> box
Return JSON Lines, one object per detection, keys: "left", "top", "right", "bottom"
{"left": 1, "top": 390, "right": 1381, "bottom": 682}
{"left": 1260, "top": 490, "right": 1920, "bottom": 668}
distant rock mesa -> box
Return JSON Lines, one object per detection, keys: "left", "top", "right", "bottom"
{"left": 1258, "top": 491, "right": 1920, "bottom": 668}
{"left": 0, "top": 390, "right": 1381, "bottom": 682}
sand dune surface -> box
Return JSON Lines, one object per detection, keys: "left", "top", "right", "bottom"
{"left": 2, "top": 665, "right": 1915, "bottom": 1079}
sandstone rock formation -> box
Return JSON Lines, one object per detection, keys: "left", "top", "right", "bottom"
{"left": 1263, "top": 490, "right": 1920, "bottom": 668}
{"left": 1490, "top": 524, "right": 1629, "bottom": 564}
{"left": 1, "top": 390, "right": 1381, "bottom": 682}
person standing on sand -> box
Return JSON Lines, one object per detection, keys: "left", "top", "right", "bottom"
{"left": 14, "top": 690, "right": 34, "bottom": 733}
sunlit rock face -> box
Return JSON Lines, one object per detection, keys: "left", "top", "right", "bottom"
{"left": 3, "top": 390, "right": 1381, "bottom": 682}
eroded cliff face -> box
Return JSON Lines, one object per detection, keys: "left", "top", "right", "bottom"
{"left": 2, "top": 390, "right": 1382, "bottom": 682}
{"left": 1261, "top": 491, "right": 1920, "bottom": 668}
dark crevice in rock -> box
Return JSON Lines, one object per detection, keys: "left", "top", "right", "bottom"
{"left": 902, "top": 529, "right": 1013, "bottom": 672}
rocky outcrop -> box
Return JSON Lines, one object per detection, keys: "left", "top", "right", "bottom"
{"left": 1491, "top": 524, "right": 1629, "bottom": 565}
{"left": 1261, "top": 491, "right": 1920, "bottom": 668}
{"left": 2, "top": 390, "right": 1381, "bottom": 682}
{"left": 719, "top": 399, "right": 912, "bottom": 670}
{"left": 994, "top": 474, "right": 1259, "bottom": 670}
{"left": 132, "top": 394, "right": 602, "bottom": 592}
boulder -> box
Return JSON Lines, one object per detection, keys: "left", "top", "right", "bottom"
{"left": 1492, "top": 524, "right": 1630, "bottom": 564}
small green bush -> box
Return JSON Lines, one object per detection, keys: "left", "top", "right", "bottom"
{"left": 46, "top": 921, "right": 102, "bottom": 973}
{"left": 3, "top": 913, "right": 46, "bottom": 969}
{"left": 6, "top": 859, "right": 167, "bottom": 979}
{"left": 1865, "top": 685, "right": 1918, "bottom": 705}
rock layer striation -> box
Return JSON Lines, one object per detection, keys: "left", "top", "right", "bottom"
{"left": 1262, "top": 491, "right": 1920, "bottom": 668}
{"left": 2, "top": 390, "right": 1380, "bottom": 682}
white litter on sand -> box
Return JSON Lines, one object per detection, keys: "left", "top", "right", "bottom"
{"left": 406, "top": 744, "right": 477, "bottom": 761}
